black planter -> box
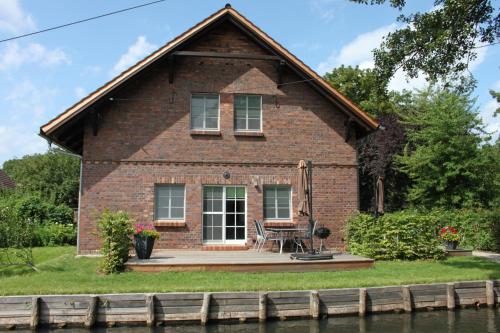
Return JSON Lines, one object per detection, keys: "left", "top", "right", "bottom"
{"left": 134, "top": 235, "right": 156, "bottom": 259}
{"left": 444, "top": 240, "right": 458, "bottom": 250}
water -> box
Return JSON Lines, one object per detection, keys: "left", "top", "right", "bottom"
{"left": 29, "top": 308, "right": 500, "bottom": 333}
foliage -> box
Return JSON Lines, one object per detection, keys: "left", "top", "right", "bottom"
{"left": 2, "top": 246, "right": 500, "bottom": 295}
{"left": 489, "top": 90, "right": 500, "bottom": 117}
{"left": 0, "top": 194, "right": 73, "bottom": 226}
{"left": 0, "top": 202, "right": 35, "bottom": 269}
{"left": 439, "top": 226, "right": 460, "bottom": 242}
{"left": 351, "top": 0, "right": 500, "bottom": 84}
{"left": 324, "top": 66, "right": 410, "bottom": 211}
{"left": 346, "top": 211, "right": 446, "bottom": 260}
{"left": 427, "top": 209, "right": 500, "bottom": 251}
{"left": 97, "top": 210, "right": 133, "bottom": 274}
{"left": 2, "top": 149, "right": 80, "bottom": 207}
{"left": 33, "top": 223, "right": 77, "bottom": 247}
{"left": 396, "top": 87, "right": 497, "bottom": 209}
{"left": 133, "top": 223, "right": 160, "bottom": 239}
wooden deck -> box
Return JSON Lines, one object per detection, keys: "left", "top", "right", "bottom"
{"left": 125, "top": 250, "right": 374, "bottom": 272}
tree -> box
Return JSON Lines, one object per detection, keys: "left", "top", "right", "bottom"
{"left": 396, "top": 86, "right": 494, "bottom": 208}
{"left": 324, "top": 66, "right": 409, "bottom": 211}
{"left": 351, "top": 0, "right": 499, "bottom": 83}
{"left": 2, "top": 149, "right": 80, "bottom": 207}
{"left": 489, "top": 90, "right": 500, "bottom": 116}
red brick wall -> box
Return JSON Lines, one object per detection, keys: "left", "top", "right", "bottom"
{"left": 78, "top": 22, "right": 358, "bottom": 254}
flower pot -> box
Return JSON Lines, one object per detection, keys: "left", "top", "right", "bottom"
{"left": 444, "top": 240, "right": 458, "bottom": 250}
{"left": 134, "top": 234, "right": 156, "bottom": 259}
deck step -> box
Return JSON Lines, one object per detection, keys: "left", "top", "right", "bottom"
{"left": 202, "top": 245, "right": 249, "bottom": 251}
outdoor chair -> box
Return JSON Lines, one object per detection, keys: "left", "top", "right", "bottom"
{"left": 253, "top": 219, "right": 281, "bottom": 252}
{"left": 294, "top": 220, "right": 318, "bottom": 253}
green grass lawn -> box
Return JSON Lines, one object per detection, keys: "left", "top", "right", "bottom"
{"left": 0, "top": 246, "right": 499, "bottom": 296}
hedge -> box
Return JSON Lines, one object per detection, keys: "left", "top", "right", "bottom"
{"left": 346, "top": 209, "right": 499, "bottom": 260}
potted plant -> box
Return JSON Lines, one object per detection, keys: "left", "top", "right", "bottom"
{"left": 439, "top": 226, "right": 460, "bottom": 250}
{"left": 133, "top": 223, "right": 160, "bottom": 259}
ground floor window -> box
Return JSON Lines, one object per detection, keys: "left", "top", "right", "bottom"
{"left": 155, "top": 185, "right": 185, "bottom": 220}
{"left": 263, "top": 185, "right": 291, "bottom": 220}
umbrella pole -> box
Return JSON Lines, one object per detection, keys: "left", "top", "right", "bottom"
{"left": 307, "top": 160, "right": 314, "bottom": 254}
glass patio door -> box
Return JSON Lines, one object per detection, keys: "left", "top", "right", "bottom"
{"left": 202, "top": 186, "right": 246, "bottom": 244}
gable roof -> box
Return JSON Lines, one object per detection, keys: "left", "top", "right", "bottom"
{"left": 40, "top": 5, "right": 379, "bottom": 154}
{"left": 0, "top": 170, "right": 15, "bottom": 189}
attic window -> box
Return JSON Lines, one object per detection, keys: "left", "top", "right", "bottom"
{"left": 190, "top": 94, "right": 220, "bottom": 130}
{"left": 234, "top": 95, "right": 262, "bottom": 132}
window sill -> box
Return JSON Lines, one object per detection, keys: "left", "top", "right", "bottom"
{"left": 263, "top": 221, "right": 295, "bottom": 228}
{"left": 154, "top": 221, "right": 186, "bottom": 227}
{"left": 190, "top": 130, "right": 221, "bottom": 136}
{"left": 234, "top": 131, "right": 264, "bottom": 137}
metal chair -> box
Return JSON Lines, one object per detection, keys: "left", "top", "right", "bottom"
{"left": 294, "top": 220, "right": 318, "bottom": 253}
{"left": 254, "top": 219, "right": 281, "bottom": 252}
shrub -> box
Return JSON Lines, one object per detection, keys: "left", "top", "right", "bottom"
{"left": 346, "top": 209, "right": 500, "bottom": 260}
{"left": 97, "top": 210, "right": 133, "bottom": 274}
{"left": 33, "top": 223, "right": 77, "bottom": 246}
{"left": 346, "top": 211, "right": 446, "bottom": 260}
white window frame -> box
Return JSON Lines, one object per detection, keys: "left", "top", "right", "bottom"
{"left": 263, "top": 185, "right": 292, "bottom": 221}
{"left": 234, "top": 94, "right": 262, "bottom": 132}
{"left": 190, "top": 93, "right": 220, "bottom": 131}
{"left": 155, "top": 184, "right": 186, "bottom": 221}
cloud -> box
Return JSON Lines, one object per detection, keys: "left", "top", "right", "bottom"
{"left": 317, "top": 23, "right": 398, "bottom": 74}
{"left": 0, "top": 0, "right": 36, "bottom": 34}
{"left": 479, "top": 93, "right": 499, "bottom": 141}
{"left": 0, "top": 125, "right": 47, "bottom": 163}
{"left": 309, "top": 0, "right": 344, "bottom": 21}
{"left": 111, "top": 36, "right": 157, "bottom": 76}
{"left": 75, "top": 87, "right": 86, "bottom": 99}
{"left": 4, "top": 80, "right": 58, "bottom": 119}
{"left": 0, "top": 41, "right": 70, "bottom": 70}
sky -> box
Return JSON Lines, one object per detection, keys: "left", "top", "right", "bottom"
{"left": 0, "top": 0, "right": 499, "bottom": 166}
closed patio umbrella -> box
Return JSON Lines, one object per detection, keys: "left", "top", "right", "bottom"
{"left": 297, "top": 160, "right": 310, "bottom": 217}
{"left": 376, "top": 176, "right": 385, "bottom": 215}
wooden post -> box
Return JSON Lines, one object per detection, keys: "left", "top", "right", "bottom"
{"left": 30, "top": 296, "right": 39, "bottom": 330}
{"left": 258, "top": 292, "right": 267, "bottom": 322}
{"left": 200, "top": 293, "right": 211, "bottom": 326}
{"left": 359, "top": 288, "right": 367, "bottom": 317}
{"left": 84, "top": 296, "right": 98, "bottom": 328}
{"left": 310, "top": 290, "right": 320, "bottom": 319}
{"left": 486, "top": 280, "right": 495, "bottom": 308}
{"left": 402, "top": 286, "right": 412, "bottom": 312}
{"left": 447, "top": 283, "right": 456, "bottom": 310}
{"left": 146, "top": 294, "right": 155, "bottom": 327}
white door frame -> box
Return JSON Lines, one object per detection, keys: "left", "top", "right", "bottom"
{"left": 202, "top": 185, "right": 247, "bottom": 245}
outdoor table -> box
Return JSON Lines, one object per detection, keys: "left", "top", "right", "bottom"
{"left": 266, "top": 227, "right": 308, "bottom": 254}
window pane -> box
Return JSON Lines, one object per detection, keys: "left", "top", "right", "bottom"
{"left": 171, "top": 196, "right": 184, "bottom": 207}
{"left": 226, "top": 227, "right": 235, "bottom": 240}
{"left": 226, "top": 187, "right": 235, "bottom": 198}
{"left": 191, "top": 114, "right": 204, "bottom": 129}
{"left": 264, "top": 207, "right": 275, "bottom": 219}
{"left": 236, "top": 227, "right": 245, "bottom": 239}
{"left": 248, "top": 95, "right": 261, "bottom": 108}
{"left": 234, "top": 96, "right": 246, "bottom": 109}
{"left": 226, "top": 214, "right": 235, "bottom": 226}
{"left": 236, "top": 200, "right": 245, "bottom": 213}
{"left": 191, "top": 96, "right": 204, "bottom": 108}
{"left": 212, "top": 214, "right": 223, "bottom": 227}
{"left": 248, "top": 118, "right": 260, "bottom": 131}
{"left": 247, "top": 108, "right": 260, "bottom": 119}
{"left": 236, "top": 187, "right": 245, "bottom": 199}
{"left": 276, "top": 187, "right": 290, "bottom": 198}
{"left": 226, "top": 200, "right": 235, "bottom": 213}
{"left": 171, "top": 208, "right": 184, "bottom": 219}
{"left": 205, "top": 117, "right": 218, "bottom": 129}
{"left": 157, "top": 208, "right": 169, "bottom": 219}
{"left": 213, "top": 199, "right": 223, "bottom": 212}
{"left": 213, "top": 227, "right": 223, "bottom": 240}
{"left": 235, "top": 118, "right": 246, "bottom": 130}
{"left": 235, "top": 108, "right": 247, "bottom": 118}
{"left": 277, "top": 208, "right": 290, "bottom": 219}
{"left": 236, "top": 214, "right": 245, "bottom": 226}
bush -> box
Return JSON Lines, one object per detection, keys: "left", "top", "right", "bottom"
{"left": 346, "top": 211, "right": 446, "bottom": 260}
{"left": 33, "top": 223, "right": 77, "bottom": 246}
{"left": 97, "top": 210, "right": 133, "bottom": 274}
{"left": 0, "top": 201, "right": 35, "bottom": 266}
{"left": 346, "top": 209, "right": 500, "bottom": 260}
{"left": 428, "top": 209, "right": 500, "bottom": 252}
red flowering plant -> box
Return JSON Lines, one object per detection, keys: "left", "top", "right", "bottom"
{"left": 438, "top": 226, "right": 460, "bottom": 242}
{"left": 134, "top": 223, "right": 160, "bottom": 239}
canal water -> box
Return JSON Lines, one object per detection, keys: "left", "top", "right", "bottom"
{"left": 30, "top": 308, "right": 499, "bottom": 333}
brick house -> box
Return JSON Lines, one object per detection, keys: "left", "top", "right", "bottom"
{"left": 0, "top": 170, "right": 15, "bottom": 191}
{"left": 40, "top": 5, "right": 378, "bottom": 255}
